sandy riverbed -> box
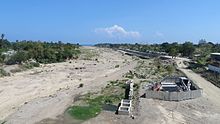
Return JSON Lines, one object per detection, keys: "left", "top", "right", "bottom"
{"left": 0, "top": 47, "right": 137, "bottom": 124}
{"left": 1, "top": 48, "right": 220, "bottom": 124}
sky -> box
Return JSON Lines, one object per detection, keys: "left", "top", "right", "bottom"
{"left": 0, "top": 0, "right": 220, "bottom": 44}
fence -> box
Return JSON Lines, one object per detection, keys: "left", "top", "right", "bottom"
{"left": 145, "top": 89, "right": 202, "bottom": 101}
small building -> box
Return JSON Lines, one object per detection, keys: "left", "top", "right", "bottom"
{"left": 145, "top": 76, "right": 202, "bottom": 101}
{"left": 208, "top": 53, "right": 220, "bottom": 73}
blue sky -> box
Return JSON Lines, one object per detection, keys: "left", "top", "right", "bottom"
{"left": 0, "top": 0, "right": 220, "bottom": 44}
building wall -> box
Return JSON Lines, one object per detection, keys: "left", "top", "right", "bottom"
{"left": 208, "top": 65, "right": 220, "bottom": 73}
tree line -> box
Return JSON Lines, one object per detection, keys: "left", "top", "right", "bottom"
{"left": 95, "top": 40, "right": 220, "bottom": 63}
{"left": 0, "top": 34, "right": 80, "bottom": 65}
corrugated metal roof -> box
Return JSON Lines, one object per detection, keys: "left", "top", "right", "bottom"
{"left": 211, "top": 53, "right": 220, "bottom": 56}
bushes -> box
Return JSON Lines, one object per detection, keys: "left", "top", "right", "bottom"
{"left": 0, "top": 69, "right": 10, "bottom": 77}
{"left": 124, "top": 70, "right": 134, "bottom": 79}
{"left": 201, "top": 71, "right": 220, "bottom": 88}
{"left": 0, "top": 54, "right": 5, "bottom": 63}
{"left": 78, "top": 83, "right": 84, "bottom": 88}
{"left": 188, "top": 62, "right": 206, "bottom": 73}
{"left": 166, "top": 65, "right": 175, "bottom": 75}
{"left": 3, "top": 41, "right": 80, "bottom": 65}
{"left": 30, "top": 62, "right": 40, "bottom": 67}
{"left": 21, "top": 62, "right": 40, "bottom": 69}
{"left": 133, "top": 83, "right": 140, "bottom": 91}
{"left": 115, "top": 65, "right": 120, "bottom": 68}
{"left": 6, "top": 51, "right": 29, "bottom": 65}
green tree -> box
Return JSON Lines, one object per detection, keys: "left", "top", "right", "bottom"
{"left": 180, "top": 42, "right": 195, "bottom": 57}
{"left": 169, "top": 47, "right": 178, "bottom": 58}
{"left": 0, "top": 33, "right": 5, "bottom": 48}
{"left": 6, "top": 51, "right": 29, "bottom": 65}
{"left": 0, "top": 54, "right": 5, "bottom": 63}
{"left": 1, "top": 34, "right": 4, "bottom": 41}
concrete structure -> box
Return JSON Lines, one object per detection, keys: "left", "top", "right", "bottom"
{"left": 118, "top": 99, "right": 132, "bottom": 115}
{"left": 126, "top": 80, "right": 134, "bottom": 100}
{"left": 145, "top": 76, "right": 202, "bottom": 101}
{"left": 145, "top": 90, "right": 202, "bottom": 101}
{"left": 208, "top": 53, "right": 220, "bottom": 73}
{"left": 118, "top": 80, "right": 134, "bottom": 115}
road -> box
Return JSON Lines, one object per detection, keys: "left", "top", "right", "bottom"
{"left": 176, "top": 58, "right": 220, "bottom": 107}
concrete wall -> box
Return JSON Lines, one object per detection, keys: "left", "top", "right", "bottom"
{"left": 145, "top": 76, "right": 203, "bottom": 101}
{"left": 145, "top": 90, "right": 202, "bottom": 101}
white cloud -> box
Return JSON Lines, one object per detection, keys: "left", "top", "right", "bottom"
{"left": 95, "top": 25, "right": 141, "bottom": 38}
{"left": 155, "top": 31, "right": 164, "bottom": 37}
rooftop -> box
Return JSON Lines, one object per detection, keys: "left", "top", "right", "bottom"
{"left": 211, "top": 53, "right": 220, "bottom": 56}
{"left": 179, "top": 77, "right": 188, "bottom": 80}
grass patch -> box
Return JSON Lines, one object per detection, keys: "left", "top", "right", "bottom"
{"left": 67, "top": 79, "right": 127, "bottom": 121}
{"left": 67, "top": 95, "right": 119, "bottom": 121}
{"left": 68, "top": 105, "right": 101, "bottom": 120}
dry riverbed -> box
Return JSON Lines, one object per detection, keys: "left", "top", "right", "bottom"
{"left": 1, "top": 48, "right": 220, "bottom": 124}
{"left": 0, "top": 47, "right": 137, "bottom": 124}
